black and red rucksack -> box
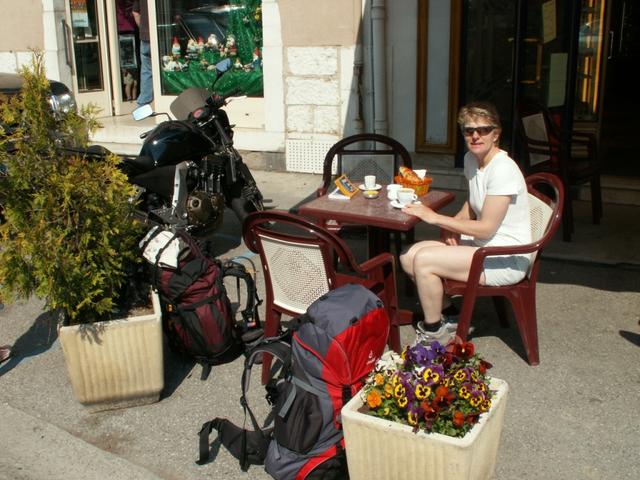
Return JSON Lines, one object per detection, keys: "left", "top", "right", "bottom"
{"left": 198, "top": 283, "right": 389, "bottom": 479}
{"left": 143, "top": 228, "right": 262, "bottom": 379}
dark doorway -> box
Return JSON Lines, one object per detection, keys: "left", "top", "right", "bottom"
{"left": 458, "top": 0, "right": 576, "bottom": 166}
{"left": 600, "top": 0, "right": 640, "bottom": 176}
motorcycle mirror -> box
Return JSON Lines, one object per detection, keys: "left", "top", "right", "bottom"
{"left": 132, "top": 104, "right": 154, "bottom": 121}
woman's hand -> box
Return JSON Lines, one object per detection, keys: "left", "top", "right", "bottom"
{"left": 441, "top": 229, "right": 461, "bottom": 246}
{"left": 401, "top": 203, "right": 439, "bottom": 224}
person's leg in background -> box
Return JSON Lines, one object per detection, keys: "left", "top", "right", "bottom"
{"left": 0, "top": 301, "right": 11, "bottom": 364}
{"left": 137, "top": 40, "right": 153, "bottom": 106}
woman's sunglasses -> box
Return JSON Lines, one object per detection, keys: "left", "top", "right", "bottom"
{"left": 462, "top": 126, "right": 497, "bottom": 136}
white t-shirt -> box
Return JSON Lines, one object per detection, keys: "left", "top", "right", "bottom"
{"left": 463, "top": 150, "right": 531, "bottom": 248}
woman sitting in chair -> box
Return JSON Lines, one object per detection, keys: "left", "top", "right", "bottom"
{"left": 400, "top": 101, "right": 531, "bottom": 345}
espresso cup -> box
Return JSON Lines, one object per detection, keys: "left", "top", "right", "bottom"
{"left": 386, "top": 183, "right": 402, "bottom": 200}
{"left": 397, "top": 187, "right": 418, "bottom": 206}
{"left": 364, "top": 175, "right": 376, "bottom": 189}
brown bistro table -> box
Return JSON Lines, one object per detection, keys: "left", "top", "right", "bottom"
{"left": 298, "top": 187, "right": 456, "bottom": 327}
{"left": 298, "top": 187, "right": 455, "bottom": 256}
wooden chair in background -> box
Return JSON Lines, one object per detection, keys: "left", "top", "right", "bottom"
{"left": 517, "top": 98, "right": 602, "bottom": 241}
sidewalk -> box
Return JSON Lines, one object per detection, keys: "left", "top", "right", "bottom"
{"left": 1, "top": 170, "right": 639, "bottom": 480}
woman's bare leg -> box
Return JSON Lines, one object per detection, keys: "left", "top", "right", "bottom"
{"left": 401, "top": 243, "right": 484, "bottom": 325}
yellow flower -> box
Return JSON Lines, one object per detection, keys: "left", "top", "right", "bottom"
{"left": 454, "top": 369, "right": 467, "bottom": 382}
{"left": 459, "top": 386, "right": 471, "bottom": 399}
{"left": 393, "top": 383, "right": 406, "bottom": 399}
{"left": 396, "top": 395, "right": 408, "bottom": 408}
{"left": 374, "top": 373, "right": 385, "bottom": 386}
{"left": 480, "top": 399, "right": 492, "bottom": 412}
{"left": 407, "top": 411, "right": 418, "bottom": 426}
{"left": 384, "top": 383, "right": 393, "bottom": 398}
{"left": 470, "top": 396, "right": 482, "bottom": 407}
{"left": 415, "top": 384, "right": 431, "bottom": 400}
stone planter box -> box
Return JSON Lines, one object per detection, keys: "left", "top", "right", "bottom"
{"left": 58, "top": 290, "right": 164, "bottom": 412}
{"left": 341, "top": 377, "right": 509, "bottom": 480}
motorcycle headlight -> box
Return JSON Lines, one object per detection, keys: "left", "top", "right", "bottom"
{"left": 49, "top": 91, "right": 77, "bottom": 116}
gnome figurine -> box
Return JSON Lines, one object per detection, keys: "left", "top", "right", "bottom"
{"left": 171, "top": 37, "right": 181, "bottom": 57}
{"left": 196, "top": 36, "right": 205, "bottom": 54}
{"left": 207, "top": 33, "right": 218, "bottom": 51}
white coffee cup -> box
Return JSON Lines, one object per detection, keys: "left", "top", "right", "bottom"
{"left": 364, "top": 175, "right": 376, "bottom": 189}
{"left": 386, "top": 183, "right": 402, "bottom": 200}
{"left": 397, "top": 187, "right": 418, "bottom": 206}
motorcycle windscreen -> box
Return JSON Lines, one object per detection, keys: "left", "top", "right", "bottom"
{"left": 170, "top": 88, "right": 211, "bottom": 121}
{"left": 133, "top": 164, "right": 177, "bottom": 199}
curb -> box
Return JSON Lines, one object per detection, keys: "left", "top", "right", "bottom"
{"left": 0, "top": 403, "right": 161, "bottom": 480}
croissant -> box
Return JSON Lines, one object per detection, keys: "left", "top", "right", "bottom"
{"left": 399, "top": 166, "right": 421, "bottom": 182}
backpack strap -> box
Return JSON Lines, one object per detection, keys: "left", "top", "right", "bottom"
{"left": 198, "top": 335, "right": 292, "bottom": 470}
{"left": 222, "top": 258, "right": 262, "bottom": 330}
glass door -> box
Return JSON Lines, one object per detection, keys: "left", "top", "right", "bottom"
{"left": 65, "top": 0, "right": 113, "bottom": 114}
{"left": 104, "top": 0, "right": 141, "bottom": 116}
{"left": 599, "top": 0, "right": 639, "bottom": 175}
{"left": 460, "top": 0, "right": 577, "bottom": 159}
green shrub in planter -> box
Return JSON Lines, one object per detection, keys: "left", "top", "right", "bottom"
{"left": 0, "top": 51, "right": 142, "bottom": 324}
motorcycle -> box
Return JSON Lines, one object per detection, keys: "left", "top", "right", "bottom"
{"left": 91, "top": 87, "right": 264, "bottom": 238}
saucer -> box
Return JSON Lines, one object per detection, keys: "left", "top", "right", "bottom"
{"left": 390, "top": 199, "right": 421, "bottom": 209}
{"left": 358, "top": 183, "right": 382, "bottom": 191}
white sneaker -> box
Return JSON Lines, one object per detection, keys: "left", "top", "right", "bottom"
{"left": 416, "top": 315, "right": 475, "bottom": 336}
{"left": 414, "top": 323, "right": 454, "bottom": 346}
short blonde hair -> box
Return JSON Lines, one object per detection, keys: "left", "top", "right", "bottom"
{"left": 457, "top": 101, "right": 502, "bottom": 130}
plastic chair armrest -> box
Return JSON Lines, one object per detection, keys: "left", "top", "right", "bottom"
{"left": 358, "top": 252, "right": 395, "bottom": 274}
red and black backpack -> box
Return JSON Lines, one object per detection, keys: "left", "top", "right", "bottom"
{"left": 198, "top": 283, "right": 390, "bottom": 479}
{"left": 145, "top": 229, "right": 262, "bottom": 380}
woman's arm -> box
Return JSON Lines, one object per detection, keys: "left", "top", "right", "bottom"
{"left": 441, "top": 201, "right": 474, "bottom": 245}
{"left": 403, "top": 195, "right": 511, "bottom": 240}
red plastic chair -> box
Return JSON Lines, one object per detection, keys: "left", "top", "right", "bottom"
{"left": 443, "top": 173, "right": 564, "bottom": 365}
{"left": 242, "top": 210, "right": 400, "bottom": 384}
{"left": 291, "top": 133, "right": 414, "bottom": 256}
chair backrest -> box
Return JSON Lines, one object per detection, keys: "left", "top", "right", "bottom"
{"left": 320, "top": 133, "right": 412, "bottom": 195}
{"left": 242, "top": 210, "right": 362, "bottom": 315}
{"left": 524, "top": 172, "right": 565, "bottom": 277}
{"left": 517, "top": 98, "right": 560, "bottom": 172}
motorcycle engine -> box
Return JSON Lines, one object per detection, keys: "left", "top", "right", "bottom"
{"left": 186, "top": 191, "right": 225, "bottom": 231}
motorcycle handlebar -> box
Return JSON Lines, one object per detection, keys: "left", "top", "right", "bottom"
{"left": 207, "top": 88, "right": 242, "bottom": 110}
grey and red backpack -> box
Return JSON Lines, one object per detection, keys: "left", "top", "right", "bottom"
{"left": 198, "top": 283, "right": 390, "bottom": 479}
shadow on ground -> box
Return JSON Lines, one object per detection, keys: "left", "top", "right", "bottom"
{"left": 0, "top": 309, "right": 58, "bottom": 378}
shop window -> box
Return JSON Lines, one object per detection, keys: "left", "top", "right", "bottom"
{"left": 155, "top": 0, "right": 263, "bottom": 97}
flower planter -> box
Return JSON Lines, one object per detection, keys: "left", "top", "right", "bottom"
{"left": 342, "top": 377, "right": 509, "bottom": 480}
{"left": 58, "top": 290, "right": 164, "bottom": 412}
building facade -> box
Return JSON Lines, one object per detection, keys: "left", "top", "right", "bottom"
{"left": 1, "top": 1, "right": 637, "bottom": 178}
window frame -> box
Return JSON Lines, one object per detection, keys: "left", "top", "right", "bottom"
{"left": 415, "top": 0, "right": 462, "bottom": 153}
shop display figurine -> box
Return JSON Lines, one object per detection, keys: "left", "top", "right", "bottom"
{"left": 122, "top": 69, "right": 138, "bottom": 101}
{"left": 207, "top": 33, "right": 219, "bottom": 51}
{"left": 220, "top": 34, "right": 237, "bottom": 58}
{"left": 172, "top": 37, "right": 181, "bottom": 57}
